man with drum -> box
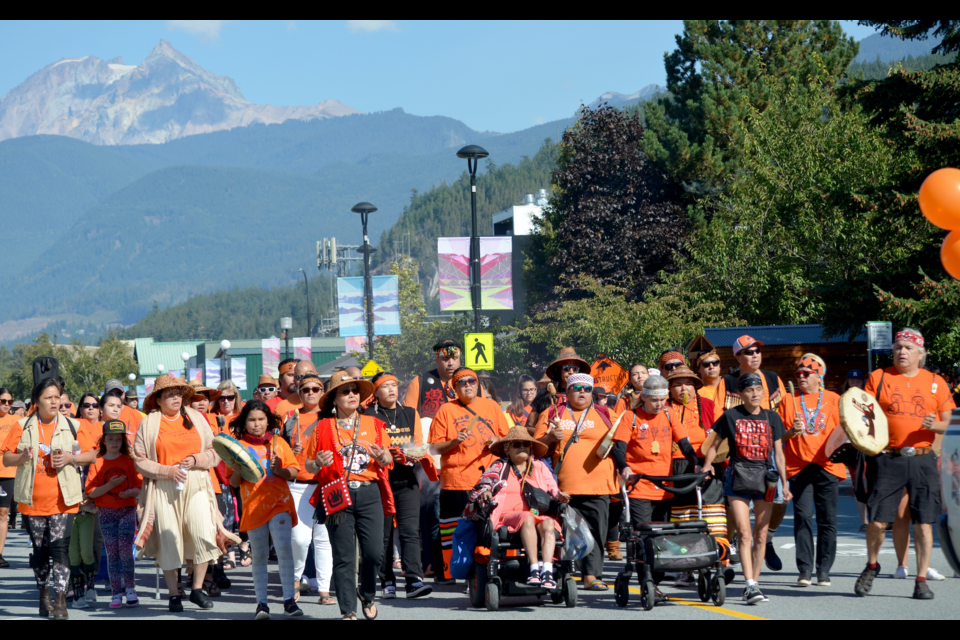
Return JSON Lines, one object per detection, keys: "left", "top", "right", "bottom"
{"left": 855, "top": 328, "right": 955, "bottom": 600}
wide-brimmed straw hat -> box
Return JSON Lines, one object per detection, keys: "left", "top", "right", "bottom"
{"left": 490, "top": 426, "right": 549, "bottom": 459}
{"left": 545, "top": 347, "right": 590, "bottom": 380}
{"left": 317, "top": 371, "right": 374, "bottom": 413}
{"left": 666, "top": 365, "right": 703, "bottom": 390}
{"left": 188, "top": 379, "right": 221, "bottom": 401}
{"left": 144, "top": 377, "right": 195, "bottom": 414}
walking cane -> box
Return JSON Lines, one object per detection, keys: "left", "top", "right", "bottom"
{"left": 156, "top": 566, "right": 160, "bottom": 600}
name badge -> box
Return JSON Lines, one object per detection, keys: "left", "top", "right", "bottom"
{"left": 39, "top": 444, "right": 51, "bottom": 455}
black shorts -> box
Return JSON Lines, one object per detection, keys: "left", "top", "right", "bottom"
{"left": 866, "top": 452, "right": 942, "bottom": 525}
{"left": 0, "top": 478, "right": 13, "bottom": 509}
{"left": 629, "top": 498, "right": 670, "bottom": 529}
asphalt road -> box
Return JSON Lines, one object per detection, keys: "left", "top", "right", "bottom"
{"left": 1, "top": 490, "right": 958, "bottom": 621}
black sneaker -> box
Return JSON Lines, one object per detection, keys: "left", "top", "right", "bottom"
{"left": 854, "top": 564, "right": 880, "bottom": 597}
{"left": 723, "top": 567, "right": 736, "bottom": 585}
{"left": 0, "top": 555, "right": 9, "bottom": 569}
{"left": 434, "top": 575, "right": 456, "bottom": 586}
{"left": 406, "top": 581, "right": 433, "bottom": 599}
{"left": 743, "top": 584, "right": 764, "bottom": 605}
{"left": 797, "top": 572, "right": 812, "bottom": 587}
{"left": 255, "top": 603, "right": 270, "bottom": 620}
{"left": 913, "top": 580, "right": 934, "bottom": 600}
{"left": 169, "top": 596, "right": 184, "bottom": 613}
{"left": 189, "top": 588, "right": 214, "bottom": 610}
{"left": 816, "top": 572, "right": 831, "bottom": 587}
{"left": 284, "top": 598, "right": 303, "bottom": 616}
{"left": 764, "top": 540, "right": 782, "bottom": 572}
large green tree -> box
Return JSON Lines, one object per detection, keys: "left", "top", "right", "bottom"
{"left": 643, "top": 20, "right": 858, "bottom": 196}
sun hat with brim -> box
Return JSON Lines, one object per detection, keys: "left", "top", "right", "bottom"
{"left": 490, "top": 425, "right": 549, "bottom": 459}
{"left": 257, "top": 374, "right": 279, "bottom": 388}
{"left": 666, "top": 365, "right": 703, "bottom": 390}
{"left": 317, "top": 371, "right": 374, "bottom": 413}
{"left": 188, "top": 379, "right": 221, "bottom": 401}
{"left": 545, "top": 347, "right": 590, "bottom": 380}
{"left": 143, "top": 377, "right": 195, "bottom": 414}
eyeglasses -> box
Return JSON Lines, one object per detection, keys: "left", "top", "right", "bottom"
{"left": 302, "top": 387, "right": 323, "bottom": 394}
{"left": 740, "top": 349, "right": 761, "bottom": 356}
{"left": 456, "top": 378, "right": 478, "bottom": 388}
{"left": 561, "top": 365, "right": 581, "bottom": 373}
{"left": 80, "top": 402, "right": 99, "bottom": 410}
{"left": 220, "top": 395, "right": 236, "bottom": 402}
{"left": 662, "top": 362, "right": 683, "bottom": 371}
{"left": 700, "top": 360, "right": 720, "bottom": 368}
{"left": 794, "top": 370, "right": 815, "bottom": 379}
{"left": 339, "top": 387, "right": 360, "bottom": 396}
{"left": 258, "top": 386, "right": 277, "bottom": 393}
{"left": 569, "top": 384, "right": 593, "bottom": 393}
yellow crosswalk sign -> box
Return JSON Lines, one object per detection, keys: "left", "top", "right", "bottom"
{"left": 464, "top": 333, "right": 494, "bottom": 371}
{"left": 361, "top": 360, "right": 384, "bottom": 378}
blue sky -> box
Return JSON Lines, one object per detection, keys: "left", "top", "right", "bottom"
{"left": 0, "top": 20, "right": 881, "bottom": 134}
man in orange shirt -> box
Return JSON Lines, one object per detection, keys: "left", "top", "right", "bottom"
{"left": 403, "top": 339, "right": 464, "bottom": 420}
{"left": 428, "top": 368, "right": 509, "bottom": 583}
{"left": 693, "top": 349, "right": 723, "bottom": 404}
{"left": 855, "top": 328, "right": 955, "bottom": 601}
{"left": 781, "top": 354, "right": 845, "bottom": 587}
{"left": 274, "top": 360, "right": 318, "bottom": 418}
{"left": 267, "top": 359, "right": 299, "bottom": 413}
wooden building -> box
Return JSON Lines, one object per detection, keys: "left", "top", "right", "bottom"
{"left": 687, "top": 324, "right": 867, "bottom": 393}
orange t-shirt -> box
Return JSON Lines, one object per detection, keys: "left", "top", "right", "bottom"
{"left": 698, "top": 385, "right": 720, "bottom": 403}
{"left": 614, "top": 408, "right": 688, "bottom": 500}
{"left": 0, "top": 414, "right": 20, "bottom": 479}
{"left": 307, "top": 415, "right": 393, "bottom": 483}
{"left": 201, "top": 414, "right": 225, "bottom": 494}
{"left": 155, "top": 415, "right": 203, "bottom": 467}
{"left": 780, "top": 390, "right": 846, "bottom": 480}
{"left": 613, "top": 391, "right": 641, "bottom": 416}
{"left": 85, "top": 455, "right": 142, "bottom": 509}
{"left": 288, "top": 411, "right": 323, "bottom": 483}
{"left": 865, "top": 368, "right": 956, "bottom": 449}
{"left": 79, "top": 420, "right": 103, "bottom": 448}
{"left": 274, "top": 395, "right": 303, "bottom": 419}
{"left": 667, "top": 401, "right": 707, "bottom": 458}
{"left": 429, "top": 397, "right": 510, "bottom": 491}
{"left": 533, "top": 405, "right": 619, "bottom": 496}
{"left": 119, "top": 405, "right": 142, "bottom": 445}
{"left": 238, "top": 436, "right": 299, "bottom": 532}
{"left": 1, "top": 420, "right": 94, "bottom": 516}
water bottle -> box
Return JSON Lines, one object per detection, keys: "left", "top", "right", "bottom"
{"left": 764, "top": 469, "right": 779, "bottom": 503}
{"left": 175, "top": 463, "right": 186, "bottom": 491}
{"left": 71, "top": 440, "right": 81, "bottom": 469}
{"left": 662, "top": 538, "right": 688, "bottom": 555}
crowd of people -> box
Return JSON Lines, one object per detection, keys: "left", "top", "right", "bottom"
{"left": 0, "top": 328, "right": 957, "bottom": 619}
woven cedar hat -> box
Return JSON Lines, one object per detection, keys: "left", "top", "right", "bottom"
{"left": 257, "top": 374, "right": 279, "bottom": 388}
{"left": 144, "top": 377, "right": 195, "bottom": 414}
{"left": 665, "top": 365, "right": 703, "bottom": 390}
{"left": 545, "top": 347, "right": 590, "bottom": 380}
{"left": 317, "top": 371, "right": 374, "bottom": 413}
{"left": 188, "top": 379, "right": 221, "bottom": 401}
{"left": 490, "top": 425, "right": 549, "bottom": 459}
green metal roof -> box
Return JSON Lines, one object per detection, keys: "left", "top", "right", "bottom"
{"left": 134, "top": 338, "right": 204, "bottom": 377}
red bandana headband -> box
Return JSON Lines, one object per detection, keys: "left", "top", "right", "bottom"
{"left": 895, "top": 331, "right": 924, "bottom": 348}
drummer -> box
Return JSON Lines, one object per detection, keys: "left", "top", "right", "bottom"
{"left": 782, "top": 354, "right": 844, "bottom": 587}
{"left": 855, "top": 328, "right": 955, "bottom": 601}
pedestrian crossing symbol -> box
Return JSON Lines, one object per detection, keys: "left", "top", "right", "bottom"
{"left": 464, "top": 333, "right": 494, "bottom": 371}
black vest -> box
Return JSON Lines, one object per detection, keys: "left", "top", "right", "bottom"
{"left": 366, "top": 403, "right": 419, "bottom": 487}
{"left": 417, "top": 369, "right": 453, "bottom": 419}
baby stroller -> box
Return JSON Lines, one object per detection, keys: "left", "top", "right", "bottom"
{"left": 615, "top": 473, "right": 725, "bottom": 611}
{"left": 467, "top": 503, "right": 578, "bottom": 612}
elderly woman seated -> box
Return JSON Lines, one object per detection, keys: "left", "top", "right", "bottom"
{"left": 466, "top": 426, "right": 570, "bottom": 591}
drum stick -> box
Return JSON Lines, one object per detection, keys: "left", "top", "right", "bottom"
{"left": 787, "top": 381, "right": 802, "bottom": 438}
{"left": 294, "top": 409, "right": 301, "bottom": 447}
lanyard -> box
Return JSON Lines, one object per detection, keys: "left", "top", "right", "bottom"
{"left": 800, "top": 389, "right": 823, "bottom": 433}
{"left": 38, "top": 414, "right": 58, "bottom": 448}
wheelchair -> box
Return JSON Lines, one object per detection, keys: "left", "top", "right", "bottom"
{"left": 467, "top": 504, "right": 578, "bottom": 612}
{"left": 615, "top": 473, "right": 726, "bottom": 611}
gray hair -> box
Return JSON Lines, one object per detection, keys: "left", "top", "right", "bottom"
{"left": 642, "top": 375, "right": 669, "bottom": 397}
{"left": 898, "top": 327, "right": 926, "bottom": 353}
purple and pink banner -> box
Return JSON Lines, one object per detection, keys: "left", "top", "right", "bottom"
{"left": 294, "top": 337, "right": 312, "bottom": 363}
{"left": 438, "top": 236, "right": 513, "bottom": 311}
{"left": 262, "top": 338, "right": 281, "bottom": 377}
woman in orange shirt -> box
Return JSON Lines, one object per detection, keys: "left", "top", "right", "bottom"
{"left": 213, "top": 380, "right": 251, "bottom": 567}
{"left": 305, "top": 371, "right": 394, "bottom": 621}
{"left": 1, "top": 379, "right": 96, "bottom": 619}
{"left": 0, "top": 386, "right": 18, "bottom": 569}
{"left": 225, "top": 399, "right": 302, "bottom": 620}
{"left": 506, "top": 374, "right": 537, "bottom": 432}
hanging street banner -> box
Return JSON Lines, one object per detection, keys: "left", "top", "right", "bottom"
{"left": 188, "top": 368, "right": 203, "bottom": 382}
{"left": 136, "top": 385, "right": 147, "bottom": 406}
{"left": 294, "top": 337, "right": 312, "bottom": 363}
{"left": 262, "top": 338, "right": 281, "bottom": 377}
{"left": 438, "top": 237, "right": 513, "bottom": 311}
{"left": 205, "top": 359, "right": 221, "bottom": 388}
{"left": 337, "top": 276, "right": 401, "bottom": 337}
{"left": 464, "top": 333, "right": 495, "bottom": 371}
{"left": 144, "top": 378, "right": 156, "bottom": 396}
{"left": 590, "top": 355, "right": 629, "bottom": 395}
{"left": 232, "top": 357, "right": 247, "bottom": 390}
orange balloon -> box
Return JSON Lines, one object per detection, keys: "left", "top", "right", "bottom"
{"left": 920, "top": 168, "right": 960, "bottom": 230}
{"left": 941, "top": 232, "right": 960, "bottom": 280}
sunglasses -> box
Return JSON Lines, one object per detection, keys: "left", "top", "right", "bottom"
{"left": 339, "top": 387, "right": 360, "bottom": 396}
{"left": 80, "top": 402, "right": 99, "bottom": 410}
{"left": 61, "top": 402, "right": 73, "bottom": 409}
{"left": 569, "top": 384, "right": 593, "bottom": 393}
{"left": 456, "top": 378, "right": 478, "bottom": 388}
{"left": 700, "top": 360, "right": 720, "bottom": 368}
{"left": 220, "top": 395, "right": 236, "bottom": 402}
{"left": 258, "top": 386, "right": 277, "bottom": 393}
{"left": 302, "top": 386, "right": 323, "bottom": 394}
{"left": 662, "top": 362, "right": 683, "bottom": 371}
{"left": 794, "top": 370, "right": 816, "bottom": 379}
{"left": 561, "top": 365, "right": 581, "bottom": 373}
{"left": 510, "top": 442, "right": 532, "bottom": 449}
{"left": 740, "top": 349, "right": 761, "bottom": 356}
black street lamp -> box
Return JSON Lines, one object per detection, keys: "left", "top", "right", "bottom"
{"left": 456, "top": 144, "right": 489, "bottom": 332}
{"left": 352, "top": 202, "right": 378, "bottom": 353}
{"left": 299, "top": 269, "right": 312, "bottom": 337}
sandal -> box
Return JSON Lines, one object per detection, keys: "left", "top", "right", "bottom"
{"left": 541, "top": 571, "right": 557, "bottom": 591}
{"left": 342, "top": 613, "right": 358, "bottom": 621}
{"left": 222, "top": 557, "right": 236, "bottom": 571}
{"left": 357, "top": 589, "right": 377, "bottom": 620}
{"left": 585, "top": 580, "right": 609, "bottom": 592}
{"left": 319, "top": 594, "right": 337, "bottom": 606}
{"left": 239, "top": 545, "right": 252, "bottom": 568}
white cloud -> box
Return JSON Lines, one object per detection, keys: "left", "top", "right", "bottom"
{"left": 346, "top": 20, "right": 399, "bottom": 33}
{"left": 167, "top": 20, "right": 225, "bottom": 41}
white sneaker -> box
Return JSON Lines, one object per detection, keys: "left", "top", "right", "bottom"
{"left": 673, "top": 573, "right": 696, "bottom": 588}
{"left": 927, "top": 567, "right": 946, "bottom": 581}
{"left": 894, "top": 565, "right": 909, "bottom": 579}
{"left": 85, "top": 585, "right": 98, "bottom": 603}
{"left": 110, "top": 594, "right": 123, "bottom": 608}
{"left": 125, "top": 587, "right": 139, "bottom": 607}
{"left": 382, "top": 585, "right": 396, "bottom": 599}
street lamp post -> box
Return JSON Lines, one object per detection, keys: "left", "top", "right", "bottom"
{"left": 352, "top": 202, "right": 378, "bottom": 354}
{"left": 456, "top": 145, "right": 489, "bottom": 332}
{"left": 280, "top": 318, "right": 293, "bottom": 360}
{"left": 181, "top": 352, "right": 190, "bottom": 381}
{"left": 220, "top": 340, "right": 231, "bottom": 384}
{"left": 299, "top": 269, "right": 312, "bottom": 337}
